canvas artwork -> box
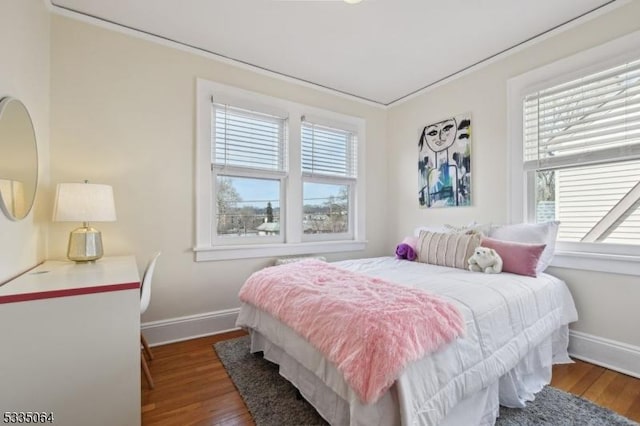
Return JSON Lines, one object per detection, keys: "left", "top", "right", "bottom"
{"left": 418, "top": 113, "right": 471, "bottom": 208}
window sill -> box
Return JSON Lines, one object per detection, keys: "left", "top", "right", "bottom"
{"left": 193, "top": 240, "right": 368, "bottom": 262}
{"left": 550, "top": 250, "right": 640, "bottom": 277}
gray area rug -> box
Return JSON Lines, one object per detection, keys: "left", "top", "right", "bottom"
{"left": 214, "top": 336, "right": 637, "bottom": 426}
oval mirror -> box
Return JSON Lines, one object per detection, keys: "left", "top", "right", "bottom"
{"left": 0, "top": 97, "right": 38, "bottom": 221}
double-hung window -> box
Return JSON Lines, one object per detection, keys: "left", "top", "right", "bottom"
{"left": 301, "top": 118, "right": 357, "bottom": 241}
{"left": 509, "top": 31, "right": 640, "bottom": 275}
{"left": 195, "top": 79, "right": 366, "bottom": 261}
{"left": 212, "top": 103, "right": 287, "bottom": 245}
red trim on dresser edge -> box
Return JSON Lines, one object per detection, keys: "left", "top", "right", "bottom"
{"left": 0, "top": 282, "right": 141, "bottom": 304}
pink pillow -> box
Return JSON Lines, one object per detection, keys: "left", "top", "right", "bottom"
{"left": 480, "top": 237, "right": 546, "bottom": 277}
{"left": 401, "top": 236, "right": 418, "bottom": 250}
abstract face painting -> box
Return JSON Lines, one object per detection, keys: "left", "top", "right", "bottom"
{"left": 418, "top": 113, "right": 471, "bottom": 208}
{"left": 423, "top": 119, "right": 457, "bottom": 153}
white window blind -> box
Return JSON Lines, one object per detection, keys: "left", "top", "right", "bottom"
{"left": 301, "top": 121, "right": 356, "bottom": 178}
{"left": 213, "top": 103, "right": 286, "bottom": 172}
{"left": 523, "top": 58, "right": 640, "bottom": 171}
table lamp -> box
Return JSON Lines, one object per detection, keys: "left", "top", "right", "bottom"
{"left": 52, "top": 181, "right": 116, "bottom": 262}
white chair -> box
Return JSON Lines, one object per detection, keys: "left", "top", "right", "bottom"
{"left": 140, "top": 252, "right": 161, "bottom": 389}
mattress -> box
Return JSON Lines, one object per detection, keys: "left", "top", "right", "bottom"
{"left": 236, "top": 257, "right": 578, "bottom": 425}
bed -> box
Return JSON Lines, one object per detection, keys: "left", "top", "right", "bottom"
{"left": 236, "top": 256, "right": 578, "bottom": 425}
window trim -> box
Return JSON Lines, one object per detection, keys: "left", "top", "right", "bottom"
{"left": 507, "top": 29, "right": 640, "bottom": 276}
{"left": 195, "top": 78, "right": 367, "bottom": 261}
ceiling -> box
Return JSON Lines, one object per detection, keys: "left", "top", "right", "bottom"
{"left": 51, "top": 0, "right": 617, "bottom": 106}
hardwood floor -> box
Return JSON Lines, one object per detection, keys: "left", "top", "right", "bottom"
{"left": 142, "top": 331, "right": 640, "bottom": 425}
{"left": 551, "top": 360, "right": 640, "bottom": 421}
{"left": 141, "top": 330, "right": 253, "bottom": 426}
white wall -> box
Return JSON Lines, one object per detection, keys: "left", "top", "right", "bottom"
{"left": 0, "top": 0, "right": 50, "bottom": 283}
{"left": 9, "top": 0, "right": 637, "bottom": 361}
{"left": 387, "top": 1, "right": 640, "bottom": 349}
{"left": 49, "top": 15, "right": 388, "bottom": 330}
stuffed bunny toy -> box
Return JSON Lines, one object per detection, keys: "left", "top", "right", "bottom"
{"left": 468, "top": 247, "right": 503, "bottom": 274}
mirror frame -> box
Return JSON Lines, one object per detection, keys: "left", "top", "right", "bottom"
{"left": 0, "top": 96, "right": 39, "bottom": 221}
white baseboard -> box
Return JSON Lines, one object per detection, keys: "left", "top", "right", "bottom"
{"left": 569, "top": 330, "right": 640, "bottom": 379}
{"left": 141, "top": 308, "right": 241, "bottom": 347}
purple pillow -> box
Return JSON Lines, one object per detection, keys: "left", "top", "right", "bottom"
{"left": 480, "top": 237, "right": 546, "bottom": 277}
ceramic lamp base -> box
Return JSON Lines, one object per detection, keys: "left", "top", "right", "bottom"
{"left": 67, "top": 225, "right": 103, "bottom": 262}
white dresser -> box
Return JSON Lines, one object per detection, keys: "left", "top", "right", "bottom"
{"left": 0, "top": 256, "right": 141, "bottom": 426}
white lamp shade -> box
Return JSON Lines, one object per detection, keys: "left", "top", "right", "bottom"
{"left": 53, "top": 183, "right": 116, "bottom": 222}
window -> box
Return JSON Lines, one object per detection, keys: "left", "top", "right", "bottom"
{"left": 301, "top": 119, "right": 357, "bottom": 240}
{"left": 524, "top": 58, "right": 640, "bottom": 245}
{"left": 216, "top": 175, "right": 282, "bottom": 240}
{"left": 212, "top": 104, "right": 286, "bottom": 245}
{"left": 195, "top": 79, "right": 366, "bottom": 261}
{"left": 509, "top": 30, "right": 640, "bottom": 275}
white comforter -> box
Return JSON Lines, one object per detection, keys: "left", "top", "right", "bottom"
{"left": 236, "top": 257, "right": 578, "bottom": 425}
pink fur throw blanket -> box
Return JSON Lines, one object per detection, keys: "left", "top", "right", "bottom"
{"left": 238, "top": 259, "right": 465, "bottom": 404}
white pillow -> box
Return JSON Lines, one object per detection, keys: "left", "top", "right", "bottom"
{"left": 488, "top": 221, "right": 559, "bottom": 273}
{"left": 413, "top": 225, "right": 447, "bottom": 237}
{"left": 413, "top": 222, "right": 490, "bottom": 237}
{"left": 443, "top": 222, "right": 491, "bottom": 236}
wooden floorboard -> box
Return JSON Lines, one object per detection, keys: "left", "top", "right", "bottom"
{"left": 142, "top": 331, "right": 640, "bottom": 425}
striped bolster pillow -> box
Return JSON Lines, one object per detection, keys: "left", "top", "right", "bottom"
{"left": 416, "top": 231, "right": 481, "bottom": 270}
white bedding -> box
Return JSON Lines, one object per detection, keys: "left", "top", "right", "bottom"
{"left": 236, "top": 257, "right": 578, "bottom": 425}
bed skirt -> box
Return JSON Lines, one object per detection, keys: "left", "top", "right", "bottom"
{"left": 247, "top": 325, "right": 571, "bottom": 426}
